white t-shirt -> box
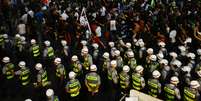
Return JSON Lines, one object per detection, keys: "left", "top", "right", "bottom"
{"left": 95, "top": 26, "right": 102, "bottom": 37}
{"left": 61, "top": 12, "right": 68, "bottom": 21}
{"left": 18, "top": 24, "right": 26, "bottom": 35}
{"left": 100, "top": 6, "right": 106, "bottom": 16}
{"left": 110, "top": 20, "right": 116, "bottom": 31}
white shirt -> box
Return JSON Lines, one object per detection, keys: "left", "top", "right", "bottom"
{"left": 110, "top": 20, "right": 116, "bottom": 31}
{"left": 95, "top": 26, "right": 102, "bottom": 37}
{"left": 18, "top": 24, "right": 26, "bottom": 35}
{"left": 61, "top": 12, "right": 68, "bottom": 21}
{"left": 100, "top": 6, "right": 106, "bottom": 16}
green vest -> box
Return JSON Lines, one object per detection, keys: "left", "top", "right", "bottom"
{"left": 164, "top": 84, "right": 176, "bottom": 101}
{"left": 119, "top": 72, "right": 129, "bottom": 89}
{"left": 107, "top": 69, "right": 113, "bottom": 80}
{"left": 67, "top": 80, "right": 80, "bottom": 97}
{"left": 20, "top": 69, "right": 30, "bottom": 86}
{"left": 83, "top": 57, "right": 89, "bottom": 70}
{"left": 86, "top": 75, "right": 98, "bottom": 88}
{"left": 32, "top": 44, "right": 40, "bottom": 57}
{"left": 72, "top": 63, "right": 79, "bottom": 73}
{"left": 184, "top": 87, "right": 196, "bottom": 101}
{"left": 54, "top": 96, "right": 59, "bottom": 101}
{"left": 132, "top": 73, "right": 142, "bottom": 91}
{"left": 16, "top": 38, "right": 22, "bottom": 48}
{"left": 0, "top": 35, "right": 4, "bottom": 46}
{"left": 5, "top": 63, "right": 15, "bottom": 79}
{"left": 128, "top": 58, "right": 137, "bottom": 70}
{"left": 41, "top": 71, "right": 48, "bottom": 87}
{"left": 47, "top": 47, "right": 54, "bottom": 58}
{"left": 148, "top": 79, "right": 159, "bottom": 97}
{"left": 56, "top": 64, "right": 66, "bottom": 78}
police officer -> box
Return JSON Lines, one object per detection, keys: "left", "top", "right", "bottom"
{"left": 132, "top": 65, "right": 145, "bottom": 91}
{"left": 14, "top": 34, "right": 22, "bottom": 52}
{"left": 108, "top": 60, "right": 119, "bottom": 84}
{"left": 85, "top": 65, "right": 101, "bottom": 96}
{"left": 30, "top": 39, "right": 41, "bottom": 63}
{"left": 108, "top": 42, "right": 117, "bottom": 59}
{"left": 2, "top": 57, "right": 16, "bottom": 97}
{"left": 124, "top": 42, "right": 133, "bottom": 61}
{"left": 15, "top": 61, "right": 31, "bottom": 98}
{"left": 65, "top": 71, "right": 81, "bottom": 100}
{"left": 43, "top": 40, "right": 55, "bottom": 59}
{"left": 138, "top": 40, "right": 146, "bottom": 65}
{"left": 81, "top": 47, "right": 93, "bottom": 71}
{"left": 195, "top": 67, "right": 201, "bottom": 85}
{"left": 0, "top": 33, "right": 6, "bottom": 48}
{"left": 119, "top": 65, "right": 130, "bottom": 93}
{"left": 171, "top": 59, "right": 182, "bottom": 76}
{"left": 147, "top": 70, "right": 161, "bottom": 98}
{"left": 148, "top": 55, "right": 159, "bottom": 73}
{"left": 54, "top": 58, "right": 66, "bottom": 82}
{"left": 159, "top": 59, "right": 170, "bottom": 82}
{"left": 181, "top": 66, "right": 192, "bottom": 86}
{"left": 92, "top": 43, "right": 99, "bottom": 64}
{"left": 183, "top": 80, "right": 201, "bottom": 101}
{"left": 46, "top": 89, "right": 59, "bottom": 101}
{"left": 186, "top": 52, "right": 196, "bottom": 69}
{"left": 127, "top": 51, "right": 137, "bottom": 71}
{"left": 71, "top": 55, "right": 82, "bottom": 77}
{"left": 158, "top": 41, "right": 167, "bottom": 57}
{"left": 102, "top": 52, "right": 110, "bottom": 72}
{"left": 114, "top": 50, "right": 123, "bottom": 71}
{"left": 33, "top": 63, "right": 51, "bottom": 88}
{"left": 163, "top": 76, "right": 181, "bottom": 101}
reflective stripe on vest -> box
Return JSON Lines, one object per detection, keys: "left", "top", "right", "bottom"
{"left": 42, "top": 71, "right": 48, "bottom": 87}
{"left": 68, "top": 81, "right": 80, "bottom": 97}
{"left": 132, "top": 74, "right": 141, "bottom": 90}
{"left": 47, "top": 47, "right": 54, "bottom": 58}
{"left": 32, "top": 45, "right": 40, "bottom": 57}
{"left": 20, "top": 69, "right": 30, "bottom": 86}
{"left": 83, "top": 57, "right": 89, "bottom": 70}
{"left": 87, "top": 75, "right": 98, "bottom": 87}
{"left": 0, "top": 35, "right": 4, "bottom": 45}
{"left": 184, "top": 88, "right": 196, "bottom": 101}
{"left": 5, "top": 63, "right": 15, "bottom": 79}
{"left": 119, "top": 73, "right": 129, "bottom": 89}
{"left": 164, "top": 86, "right": 175, "bottom": 100}
{"left": 148, "top": 80, "right": 158, "bottom": 97}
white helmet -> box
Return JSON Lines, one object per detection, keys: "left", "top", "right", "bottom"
{"left": 61, "top": 40, "right": 67, "bottom": 46}
{"left": 103, "top": 52, "right": 110, "bottom": 59}
{"left": 20, "top": 36, "right": 26, "bottom": 41}
{"left": 25, "top": 99, "right": 32, "bottom": 101}
{"left": 69, "top": 71, "right": 76, "bottom": 79}
{"left": 71, "top": 55, "right": 78, "bottom": 61}
{"left": 81, "top": 40, "right": 87, "bottom": 46}
{"left": 108, "top": 42, "right": 115, "bottom": 47}
{"left": 54, "top": 58, "right": 61, "bottom": 64}
{"left": 3, "top": 34, "right": 8, "bottom": 38}
{"left": 19, "top": 61, "right": 26, "bottom": 68}
{"left": 81, "top": 47, "right": 88, "bottom": 54}
{"left": 152, "top": 70, "right": 161, "bottom": 78}
{"left": 92, "top": 43, "right": 99, "bottom": 49}
{"left": 157, "top": 53, "right": 164, "bottom": 60}
{"left": 90, "top": 65, "right": 97, "bottom": 72}
{"left": 35, "top": 63, "right": 42, "bottom": 70}
{"left": 169, "top": 30, "right": 177, "bottom": 38}
{"left": 46, "top": 89, "right": 54, "bottom": 97}
{"left": 126, "top": 42, "right": 131, "bottom": 48}
{"left": 172, "top": 60, "right": 182, "bottom": 67}
{"left": 31, "top": 39, "right": 36, "bottom": 44}
{"left": 178, "top": 46, "right": 186, "bottom": 52}
{"left": 187, "top": 52, "right": 196, "bottom": 59}
{"left": 135, "top": 65, "right": 144, "bottom": 73}
{"left": 197, "top": 49, "right": 201, "bottom": 55}
{"left": 15, "top": 34, "right": 20, "bottom": 38}
{"left": 170, "top": 76, "right": 179, "bottom": 84}
{"left": 123, "top": 65, "right": 130, "bottom": 73}
{"left": 184, "top": 37, "right": 192, "bottom": 44}
{"left": 150, "top": 55, "right": 157, "bottom": 61}
{"left": 147, "top": 48, "right": 154, "bottom": 54}
{"left": 182, "top": 66, "right": 191, "bottom": 72}
{"left": 2, "top": 57, "right": 10, "bottom": 63}
{"left": 169, "top": 52, "right": 177, "bottom": 58}
{"left": 111, "top": 60, "right": 117, "bottom": 68}
{"left": 44, "top": 40, "right": 51, "bottom": 46}
{"left": 139, "top": 41, "right": 145, "bottom": 47}
{"left": 128, "top": 51, "right": 134, "bottom": 58}
{"left": 158, "top": 41, "right": 166, "bottom": 47}
{"left": 114, "top": 50, "right": 120, "bottom": 56}
{"left": 190, "top": 80, "right": 200, "bottom": 89}
{"left": 159, "top": 59, "right": 168, "bottom": 65}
